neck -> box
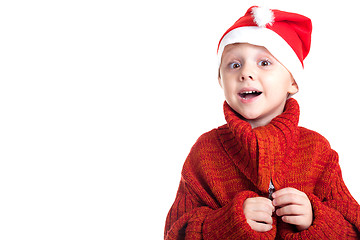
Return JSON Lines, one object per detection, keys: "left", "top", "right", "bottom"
{"left": 248, "top": 118, "right": 272, "bottom": 129}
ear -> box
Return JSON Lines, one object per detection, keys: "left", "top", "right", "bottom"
{"left": 288, "top": 77, "right": 299, "bottom": 95}
{"left": 218, "top": 69, "right": 223, "bottom": 89}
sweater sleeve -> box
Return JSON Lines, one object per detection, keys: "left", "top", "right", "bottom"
{"left": 278, "top": 150, "right": 360, "bottom": 239}
{"left": 165, "top": 130, "right": 277, "bottom": 239}
{"left": 164, "top": 180, "right": 276, "bottom": 240}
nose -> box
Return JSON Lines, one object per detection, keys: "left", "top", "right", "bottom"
{"left": 241, "top": 75, "right": 253, "bottom": 81}
{"left": 239, "top": 63, "right": 255, "bottom": 81}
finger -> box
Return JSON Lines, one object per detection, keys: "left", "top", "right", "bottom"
{"left": 272, "top": 192, "right": 304, "bottom": 207}
{"left": 281, "top": 215, "right": 312, "bottom": 231}
{"left": 253, "top": 202, "right": 275, "bottom": 215}
{"left": 249, "top": 204, "right": 274, "bottom": 216}
{"left": 272, "top": 187, "right": 304, "bottom": 199}
{"left": 281, "top": 215, "right": 305, "bottom": 226}
{"left": 247, "top": 220, "right": 273, "bottom": 233}
{"left": 249, "top": 197, "right": 273, "bottom": 205}
{"left": 246, "top": 197, "right": 275, "bottom": 214}
{"left": 245, "top": 211, "right": 273, "bottom": 225}
{"left": 276, "top": 204, "right": 303, "bottom": 217}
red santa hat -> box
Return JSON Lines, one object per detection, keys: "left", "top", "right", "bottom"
{"left": 217, "top": 6, "right": 312, "bottom": 84}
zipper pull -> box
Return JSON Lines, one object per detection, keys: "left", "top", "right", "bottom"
{"left": 268, "top": 180, "right": 275, "bottom": 200}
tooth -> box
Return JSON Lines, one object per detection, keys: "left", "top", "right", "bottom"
{"left": 242, "top": 90, "right": 259, "bottom": 95}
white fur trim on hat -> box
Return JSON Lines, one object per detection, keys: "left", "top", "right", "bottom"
{"left": 217, "top": 26, "right": 303, "bottom": 85}
{"left": 251, "top": 6, "right": 274, "bottom": 27}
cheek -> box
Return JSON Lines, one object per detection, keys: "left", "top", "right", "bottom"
{"left": 263, "top": 75, "right": 292, "bottom": 95}
{"left": 221, "top": 74, "right": 237, "bottom": 89}
{"left": 222, "top": 81, "right": 238, "bottom": 97}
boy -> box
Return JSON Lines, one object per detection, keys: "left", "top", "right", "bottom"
{"left": 165, "top": 6, "right": 360, "bottom": 239}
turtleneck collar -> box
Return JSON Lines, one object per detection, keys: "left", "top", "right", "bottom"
{"left": 218, "top": 98, "right": 300, "bottom": 194}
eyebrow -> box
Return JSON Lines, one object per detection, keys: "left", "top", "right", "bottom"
{"left": 222, "top": 49, "right": 275, "bottom": 62}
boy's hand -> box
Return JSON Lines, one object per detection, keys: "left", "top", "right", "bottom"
{"left": 243, "top": 197, "right": 275, "bottom": 232}
{"left": 272, "top": 187, "right": 313, "bottom": 231}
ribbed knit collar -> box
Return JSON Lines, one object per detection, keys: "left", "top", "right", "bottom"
{"left": 218, "top": 98, "right": 300, "bottom": 194}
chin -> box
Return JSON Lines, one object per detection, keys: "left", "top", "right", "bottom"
{"left": 241, "top": 113, "right": 261, "bottom": 121}
{"left": 234, "top": 108, "right": 261, "bottom": 121}
{"left": 236, "top": 106, "right": 260, "bottom": 118}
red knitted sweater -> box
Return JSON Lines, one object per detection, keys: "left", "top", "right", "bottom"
{"left": 165, "top": 98, "right": 360, "bottom": 239}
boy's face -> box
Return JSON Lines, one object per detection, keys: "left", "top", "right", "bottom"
{"left": 219, "top": 43, "right": 298, "bottom": 128}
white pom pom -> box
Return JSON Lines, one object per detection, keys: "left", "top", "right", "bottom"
{"left": 251, "top": 6, "right": 274, "bottom": 28}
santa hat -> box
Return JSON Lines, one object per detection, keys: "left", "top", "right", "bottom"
{"left": 217, "top": 6, "right": 312, "bottom": 84}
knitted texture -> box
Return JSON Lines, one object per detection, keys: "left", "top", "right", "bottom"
{"left": 165, "top": 98, "right": 360, "bottom": 239}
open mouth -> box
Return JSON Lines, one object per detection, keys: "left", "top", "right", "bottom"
{"left": 239, "top": 90, "right": 262, "bottom": 100}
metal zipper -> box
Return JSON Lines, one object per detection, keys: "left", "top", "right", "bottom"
{"left": 268, "top": 179, "right": 275, "bottom": 200}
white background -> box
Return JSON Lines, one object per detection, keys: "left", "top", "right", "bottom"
{"left": 1, "top": 0, "right": 359, "bottom": 239}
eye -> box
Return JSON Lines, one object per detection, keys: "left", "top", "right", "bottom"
{"left": 229, "top": 62, "right": 241, "bottom": 69}
{"left": 258, "top": 59, "right": 271, "bottom": 67}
